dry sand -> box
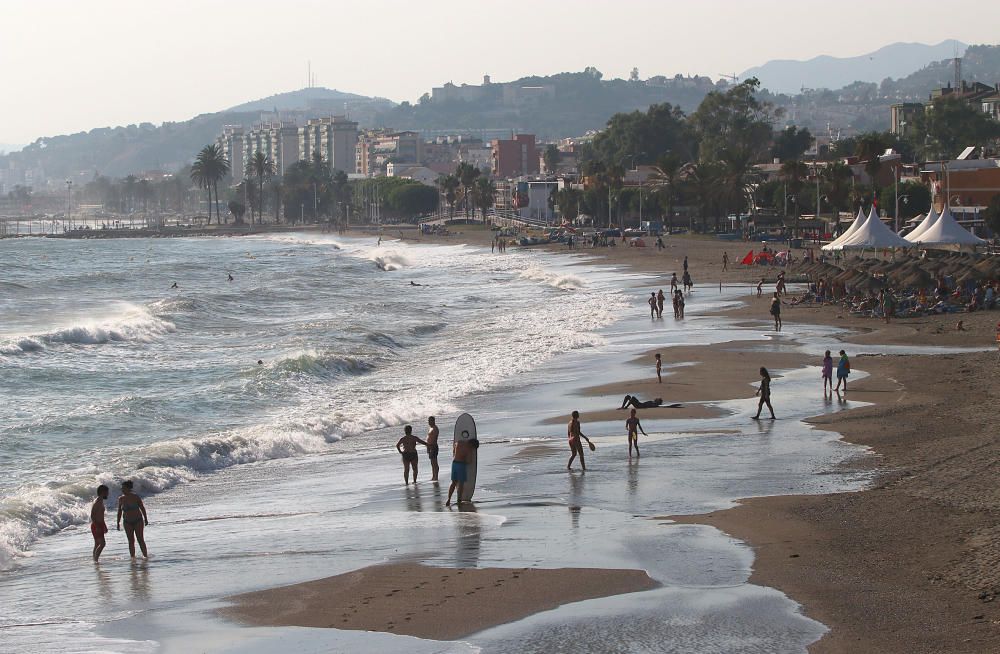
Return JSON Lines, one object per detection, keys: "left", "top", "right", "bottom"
{"left": 220, "top": 563, "right": 657, "bottom": 641}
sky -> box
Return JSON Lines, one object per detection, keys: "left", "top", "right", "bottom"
{"left": 2, "top": 0, "right": 999, "bottom": 147}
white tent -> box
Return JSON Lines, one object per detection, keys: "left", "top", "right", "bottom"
{"left": 908, "top": 205, "right": 986, "bottom": 249}
{"left": 822, "top": 207, "right": 867, "bottom": 251}
{"left": 903, "top": 206, "right": 939, "bottom": 242}
{"left": 823, "top": 207, "right": 914, "bottom": 251}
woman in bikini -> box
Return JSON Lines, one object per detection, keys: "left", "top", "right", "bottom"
{"left": 116, "top": 480, "right": 149, "bottom": 559}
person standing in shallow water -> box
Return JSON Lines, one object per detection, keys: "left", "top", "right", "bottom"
{"left": 395, "top": 425, "right": 426, "bottom": 484}
{"left": 446, "top": 434, "right": 471, "bottom": 506}
{"left": 566, "top": 410, "right": 593, "bottom": 471}
{"left": 90, "top": 484, "right": 109, "bottom": 562}
{"left": 655, "top": 353, "right": 662, "bottom": 383}
{"left": 835, "top": 350, "right": 850, "bottom": 392}
{"left": 426, "top": 416, "right": 440, "bottom": 482}
{"left": 769, "top": 292, "right": 782, "bottom": 331}
{"left": 116, "top": 480, "right": 149, "bottom": 559}
{"left": 822, "top": 350, "right": 833, "bottom": 394}
{"left": 648, "top": 292, "right": 657, "bottom": 319}
{"left": 752, "top": 367, "right": 776, "bottom": 420}
{"left": 625, "top": 408, "right": 647, "bottom": 458}
{"left": 656, "top": 289, "right": 665, "bottom": 318}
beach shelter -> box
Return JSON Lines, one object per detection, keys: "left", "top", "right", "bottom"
{"left": 739, "top": 250, "right": 754, "bottom": 265}
{"left": 822, "top": 207, "right": 867, "bottom": 251}
{"left": 826, "top": 207, "right": 914, "bottom": 251}
{"left": 909, "top": 206, "right": 986, "bottom": 250}
{"left": 903, "top": 206, "right": 939, "bottom": 243}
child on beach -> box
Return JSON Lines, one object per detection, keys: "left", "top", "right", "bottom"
{"left": 396, "top": 425, "right": 427, "bottom": 484}
{"left": 752, "top": 367, "right": 776, "bottom": 420}
{"left": 446, "top": 434, "right": 471, "bottom": 506}
{"left": 822, "top": 350, "right": 833, "bottom": 394}
{"left": 116, "top": 480, "right": 149, "bottom": 559}
{"left": 835, "top": 350, "right": 850, "bottom": 392}
{"left": 625, "top": 409, "right": 648, "bottom": 458}
{"left": 91, "top": 484, "right": 109, "bottom": 562}
{"left": 655, "top": 353, "right": 662, "bottom": 383}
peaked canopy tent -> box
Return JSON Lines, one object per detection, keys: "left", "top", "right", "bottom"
{"left": 903, "top": 206, "right": 940, "bottom": 243}
{"left": 907, "top": 206, "right": 986, "bottom": 251}
{"left": 823, "top": 207, "right": 867, "bottom": 250}
{"left": 822, "top": 207, "right": 914, "bottom": 251}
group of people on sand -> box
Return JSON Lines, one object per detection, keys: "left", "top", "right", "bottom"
{"left": 394, "top": 417, "right": 474, "bottom": 507}
{"left": 492, "top": 237, "right": 509, "bottom": 253}
{"left": 89, "top": 480, "right": 150, "bottom": 563}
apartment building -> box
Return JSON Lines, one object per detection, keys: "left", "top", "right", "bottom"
{"left": 356, "top": 130, "right": 423, "bottom": 176}
{"left": 298, "top": 116, "right": 358, "bottom": 174}
{"left": 242, "top": 122, "right": 300, "bottom": 177}
{"left": 491, "top": 134, "right": 538, "bottom": 178}
{"left": 215, "top": 126, "right": 245, "bottom": 183}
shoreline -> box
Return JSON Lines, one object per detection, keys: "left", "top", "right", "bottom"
{"left": 420, "top": 227, "right": 1000, "bottom": 650}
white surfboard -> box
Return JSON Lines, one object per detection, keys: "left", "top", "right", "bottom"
{"left": 453, "top": 413, "right": 478, "bottom": 502}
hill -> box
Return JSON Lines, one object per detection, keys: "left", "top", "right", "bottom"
{"left": 742, "top": 40, "right": 967, "bottom": 94}
{"left": 225, "top": 87, "right": 388, "bottom": 113}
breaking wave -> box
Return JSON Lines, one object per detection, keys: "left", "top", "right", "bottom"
{"left": 0, "top": 305, "right": 176, "bottom": 356}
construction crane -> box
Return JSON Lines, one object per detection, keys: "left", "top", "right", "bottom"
{"left": 719, "top": 73, "right": 739, "bottom": 84}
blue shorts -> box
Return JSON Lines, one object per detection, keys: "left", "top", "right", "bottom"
{"left": 451, "top": 461, "right": 468, "bottom": 482}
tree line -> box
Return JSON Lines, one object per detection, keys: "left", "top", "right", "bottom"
{"left": 575, "top": 77, "right": 998, "bottom": 234}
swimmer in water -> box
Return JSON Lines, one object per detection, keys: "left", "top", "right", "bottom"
{"left": 228, "top": 273, "right": 234, "bottom": 282}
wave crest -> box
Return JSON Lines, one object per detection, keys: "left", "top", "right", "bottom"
{"left": 518, "top": 266, "right": 584, "bottom": 290}
{"left": 0, "top": 306, "right": 176, "bottom": 356}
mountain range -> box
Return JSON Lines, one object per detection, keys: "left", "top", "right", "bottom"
{"left": 3, "top": 41, "right": 999, "bottom": 187}
{"left": 741, "top": 40, "right": 967, "bottom": 94}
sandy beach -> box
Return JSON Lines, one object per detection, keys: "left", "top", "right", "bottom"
{"left": 408, "top": 226, "right": 1000, "bottom": 650}
{"left": 221, "top": 562, "right": 658, "bottom": 640}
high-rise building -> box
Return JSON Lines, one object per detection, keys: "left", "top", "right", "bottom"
{"left": 242, "top": 122, "right": 300, "bottom": 178}
{"left": 356, "top": 130, "right": 423, "bottom": 176}
{"left": 298, "top": 116, "right": 358, "bottom": 173}
{"left": 215, "top": 126, "right": 245, "bottom": 183}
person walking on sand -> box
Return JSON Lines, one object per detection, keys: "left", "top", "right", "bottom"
{"left": 769, "top": 292, "right": 782, "bottom": 331}
{"left": 648, "top": 292, "right": 657, "bottom": 319}
{"left": 752, "top": 367, "right": 776, "bottom": 420}
{"left": 625, "top": 409, "right": 648, "bottom": 458}
{"left": 670, "top": 273, "right": 678, "bottom": 295}
{"left": 567, "top": 410, "right": 593, "bottom": 471}
{"left": 396, "top": 425, "right": 427, "bottom": 484}
{"left": 682, "top": 270, "right": 693, "bottom": 293}
{"left": 90, "top": 484, "right": 109, "bottom": 562}
{"left": 116, "top": 480, "right": 149, "bottom": 559}
{"left": 655, "top": 353, "right": 662, "bottom": 383}
{"left": 683, "top": 255, "right": 688, "bottom": 273}
{"left": 446, "top": 435, "right": 471, "bottom": 506}
{"left": 822, "top": 350, "right": 833, "bottom": 394}
{"left": 835, "top": 350, "right": 850, "bottom": 392}
{"left": 426, "top": 416, "right": 440, "bottom": 482}
{"left": 656, "top": 289, "right": 665, "bottom": 318}
{"left": 722, "top": 251, "right": 729, "bottom": 271}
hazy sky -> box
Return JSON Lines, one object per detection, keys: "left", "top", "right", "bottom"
{"left": 3, "top": 0, "right": 999, "bottom": 146}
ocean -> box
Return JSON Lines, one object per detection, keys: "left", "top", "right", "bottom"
{"left": 1, "top": 233, "right": 878, "bottom": 652}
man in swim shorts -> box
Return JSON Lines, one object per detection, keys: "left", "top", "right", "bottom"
{"left": 625, "top": 409, "right": 647, "bottom": 458}
{"left": 426, "top": 416, "right": 440, "bottom": 482}
{"left": 446, "top": 434, "right": 472, "bottom": 506}
{"left": 90, "top": 484, "right": 109, "bottom": 562}
{"left": 395, "top": 425, "right": 427, "bottom": 485}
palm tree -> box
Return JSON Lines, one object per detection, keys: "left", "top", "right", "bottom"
{"left": 822, "top": 161, "right": 853, "bottom": 235}
{"left": 455, "top": 162, "right": 481, "bottom": 218}
{"left": 245, "top": 150, "right": 274, "bottom": 225}
{"left": 192, "top": 144, "right": 231, "bottom": 224}
{"left": 471, "top": 177, "right": 496, "bottom": 223}
{"left": 437, "top": 174, "right": 460, "bottom": 218}
{"left": 646, "top": 154, "right": 683, "bottom": 233}
{"left": 781, "top": 159, "right": 809, "bottom": 238}
{"left": 855, "top": 132, "right": 888, "bottom": 205}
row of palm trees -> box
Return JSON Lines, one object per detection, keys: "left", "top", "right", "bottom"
{"left": 189, "top": 144, "right": 281, "bottom": 225}
{"left": 436, "top": 163, "right": 495, "bottom": 220}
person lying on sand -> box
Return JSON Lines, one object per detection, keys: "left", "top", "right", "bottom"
{"left": 618, "top": 395, "right": 680, "bottom": 410}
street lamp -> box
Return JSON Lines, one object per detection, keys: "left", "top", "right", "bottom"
{"left": 66, "top": 180, "right": 73, "bottom": 231}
